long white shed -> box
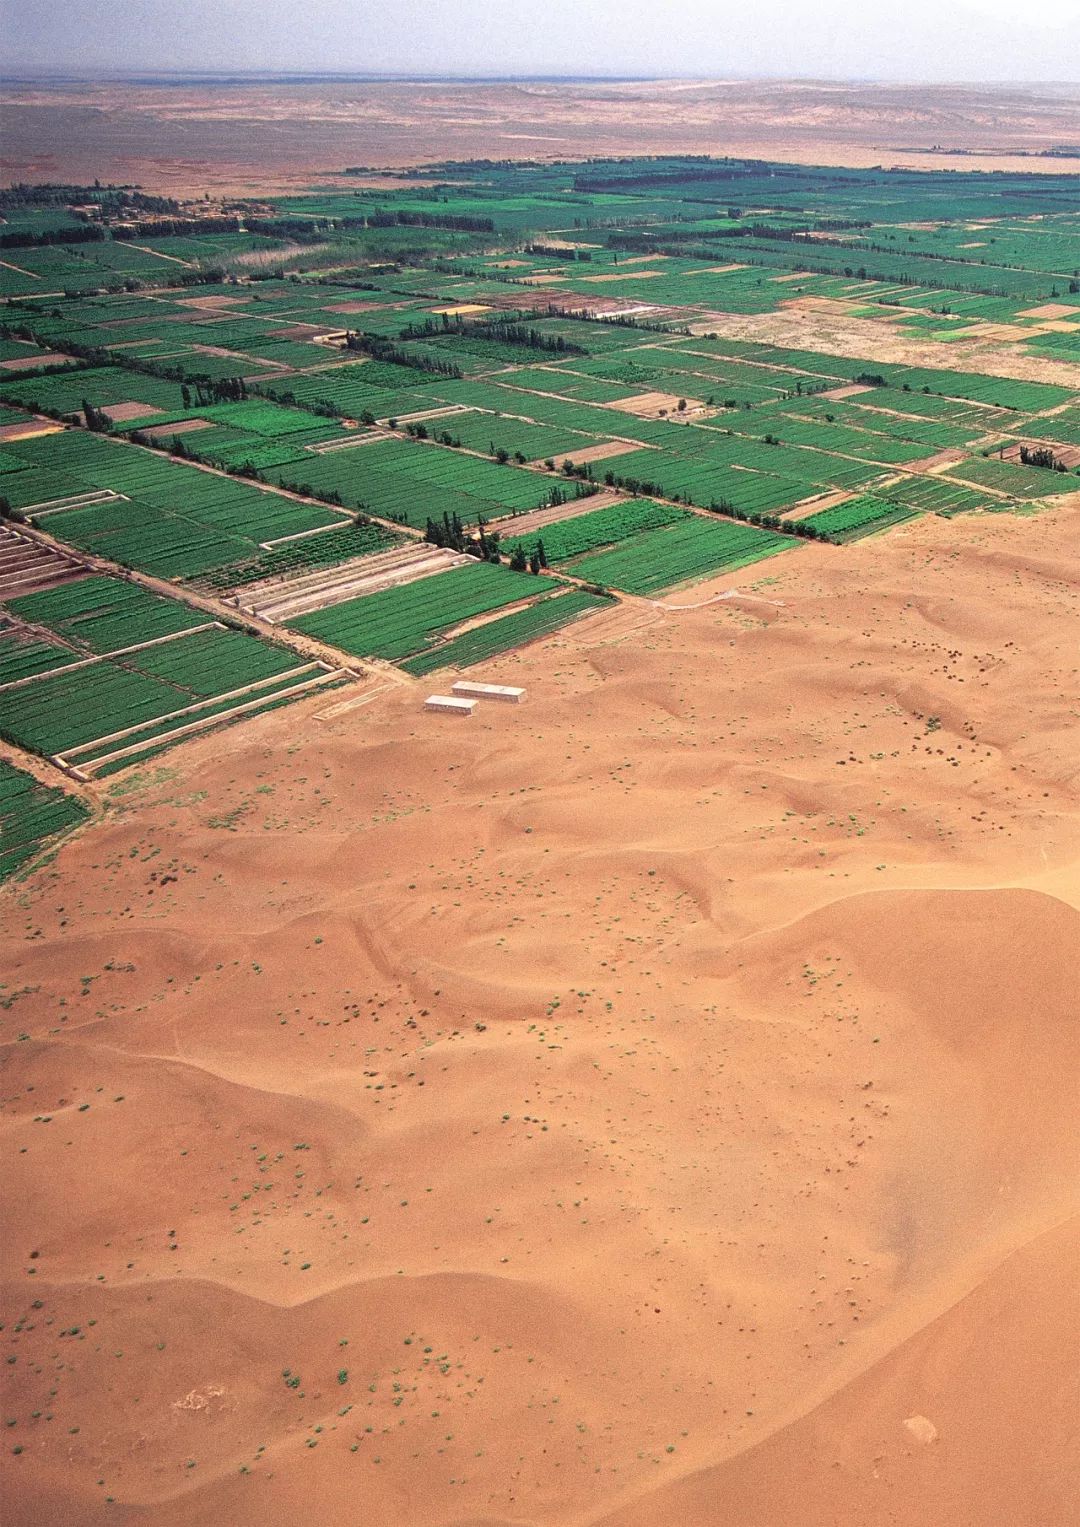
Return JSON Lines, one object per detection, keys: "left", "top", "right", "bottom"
{"left": 451, "top": 681, "right": 527, "bottom": 704}
{"left": 424, "top": 695, "right": 476, "bottom": 716}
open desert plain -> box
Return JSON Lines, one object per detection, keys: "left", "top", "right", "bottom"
{"left": 0, "top": 48, "right": 1078, "bottom": 1527}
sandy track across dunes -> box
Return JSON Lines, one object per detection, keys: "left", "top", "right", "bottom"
{"left": 1, "top": 502, "right": 1078, "bottom": 1525}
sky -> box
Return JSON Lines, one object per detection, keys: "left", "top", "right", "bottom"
{"left": 2, "top": 0, "right": 1080, "bottom": 84}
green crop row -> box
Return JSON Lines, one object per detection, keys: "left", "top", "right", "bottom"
{"left": 945, "top": 456, "right": 1077, "bottom": 499}
{"left": 265, "top": 435, "right": 556, "bottom": 529}
{"left": 7, "top": 574, "right": 206, "bottom": 654}
{"left": 3, "top": 431, "right": 346, "bottom": 577}
{"left": 0, "top": 758, "right": 90, "bottom": 882}
{"left": 794, "top": 495, "right": 921, "bottom": 542}
{"left": 570, "top": 516, "right": 794, "bottom": 595}
{"left": 402, "top": 589, "right": 610, "bottom": 675}
{"left": 290, "top": 559, "right": 556, "bottom": 661}
{"left": 0, "top": 365, "right": 185, "bottom": 417}
{"left": 0, "top": 602, "right": 311, "bottom": 762}
{"left": 500, "top": 497, "right": 685, "bottom": 563}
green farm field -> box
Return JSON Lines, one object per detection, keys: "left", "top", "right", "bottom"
{"left": 3, "top": 101, "right": 1080, "bottom": 1527}
{"left": 0, "top": 756, "right": 90, "bottom": 881}
{"left": 0, "top": 150, "right": 1077, "bottom": 760}
{"left": 0, "top": 572, "right": 340, "bottom": 771}
{"left": 290, "top": 559, "right": 560, "bottom": 662}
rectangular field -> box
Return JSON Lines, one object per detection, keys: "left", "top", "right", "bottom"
{"left": 289, "top": 559, "right": 559, "bottom": 662}
{"left": 794, "top": 495, "right": 922, "bottom": 542}
{"left": 264, "top": 435, "right": 559, "bottom": 529}
{"left": 500, "top": 496, "right": 686, "bottom": 563}
{"left": 3, "top": 431, "right": 349, "bottom": 578}
{"left": 569, "top": 516, "right": 795, "bottom": 594}
{"left": 0, "top": 757, "right": 90, "bottom": 882}
{"left": 401, "top": 588, "right": 611, "bottom": 675}
{"left": 1, "top": 573, "right": 344, "bottom": 771}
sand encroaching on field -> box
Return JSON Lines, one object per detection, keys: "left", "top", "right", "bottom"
{"left": 1, "top": 502, "right": 1078, "bottom": 1525}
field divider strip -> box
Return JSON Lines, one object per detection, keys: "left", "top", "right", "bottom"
{"left": 60, "top": 662, "right": 322, "bottom": 759}
{"left": 252, "top": 553, "right": 469, "bottom": 622}
{"left": 73, "top": 669, "right": 344, "bottom": 772}
{"left": 0, "top": 621, "right": 222, "bottom": 693}
{"left": 259, "top": 521, "right": 355, "bottom": 548}
{"left": 304, "top": 434, "right": 394, "bottom": 454}
{"left": 25, "top": 491, "right": 125, "bottom": 517}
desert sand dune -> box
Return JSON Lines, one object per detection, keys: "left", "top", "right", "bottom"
{"left": 2, "top": 502, "right": 1077, "bottom": 1524}
{"left": 595, "top": 1214, "right": 1080, "bottom": 1527}
{"left": 2, "top": 79, "right": 1079, "bottom": 192}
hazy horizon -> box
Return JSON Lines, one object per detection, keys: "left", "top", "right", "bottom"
{"left": 3, "top": 69, "right": 1080, "bottom": 88}
{"left": 2, "top": 0, "right": 1080, "bottom": 86}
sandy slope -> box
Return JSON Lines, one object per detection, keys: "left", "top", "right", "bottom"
{"left": 597, "top": 1215, "right": 1080, "bottom": 1527}
{"left": 1, "top": 501, "right": 1078, "bottom": 1525}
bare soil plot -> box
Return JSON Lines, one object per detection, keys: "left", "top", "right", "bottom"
{"left": 999, "top": 439, "right": 1080, "bottom": 469}
{"left": 0, "top": 420, "right": 63, "bottom": 442}
{"left": 175, "top": 293, "right": 251, "bottom": 309}
{"left": 1018, "top": 303, "right": 1080, "bottom": 320}
{"left": 904, "top": 445, "right": 971, "bottom": 470}
{"left": 140, "top": 417, "right": 217, "bottom": 440}
{"left": 919, "top": 448, "right": 973, "bottom": 472}
{"left": 962, "top": 323, "right": 1034, "bottom": 342}
{"left": 100, "top": 401, "right": 165, "bottom": 423}
{"left": 780, "top": 487, "right": 856, "bottom": 519}
{"left": 0, "top": 352, "right": 76, "bottom": 372}
{"left": 487, "top": 488, "right": 625, "bottom": 534}
{"left": 577, "top": 270, "right": 665, "bottom": 284}
{"left": 607, "top": 390, "right": 704, "bottom": 418}
{"left": 324, "top": 299, "right": 406, "bottom": 314}
{"left": 267, "top": 324, "right": 322, "bottom": 340}
{"left": 542, "top": 439, "right": 650, "bottom": 467}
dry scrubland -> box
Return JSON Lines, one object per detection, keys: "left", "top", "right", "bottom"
{"left": 2, "top": 79, "right": 1080, "bottom": 193}
{"left": 2, "top": 499, "right": 1078, "bottom": 1525}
